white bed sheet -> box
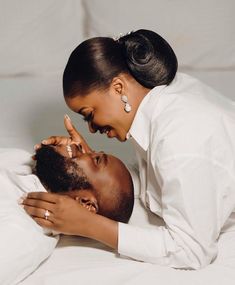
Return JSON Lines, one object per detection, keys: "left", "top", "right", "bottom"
{"left": 20, "top": 199, "right": 235, "bottom": 285}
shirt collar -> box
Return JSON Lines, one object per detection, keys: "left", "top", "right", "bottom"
{"left": 128, "top": 85, "right": 166, "bottom": 151}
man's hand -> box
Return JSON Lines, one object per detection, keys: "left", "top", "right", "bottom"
{"left": 34, "top": 115, "right": 92, "bottom": 154}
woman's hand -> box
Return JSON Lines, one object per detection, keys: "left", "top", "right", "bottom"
{"left": 22, "top": 192, "right": 94, "bottom": 236}
{"left": 34, "top": 115, "right": 92, "bottom": 154}
{"left": 22, "top": 192, "right": 118, "bottom": 249}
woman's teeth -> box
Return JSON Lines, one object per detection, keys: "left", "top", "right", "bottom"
{"left": 99, "top": 127, "right": 112, "bottom": 137}
{"left": 100, "top": 127, "right": 110, "bottom": 135}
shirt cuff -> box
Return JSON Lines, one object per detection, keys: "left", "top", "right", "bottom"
{"left": 118, "top": 222, "right": 166, "bottom": 263}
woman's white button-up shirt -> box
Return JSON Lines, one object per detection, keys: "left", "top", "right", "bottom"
{"left": 118, "top": 73, "right": 235, "bottom": 269}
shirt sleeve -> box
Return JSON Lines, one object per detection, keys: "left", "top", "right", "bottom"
{"left": 118, "top": 155, "right": 234, "bottom": 269}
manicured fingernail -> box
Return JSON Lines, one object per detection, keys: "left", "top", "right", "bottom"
{"left": 21, "top": 193, "right": 28, "bottom": 200}
{"left": 17, "top": 197, "right": 24, "bottom": 205}
{"left": 64, "top": 114, "right": 71, "bottom": 121}
{"left": 41, "top": 140, "right": 47, "bottom": 144}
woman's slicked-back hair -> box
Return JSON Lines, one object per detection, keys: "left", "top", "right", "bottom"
{"left": 63, "top": 37, "right": 128, "bottom": 97}
{"left": 63, "top": 29, "right": 178, "bottom": 98}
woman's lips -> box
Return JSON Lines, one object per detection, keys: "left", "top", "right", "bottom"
{"left": 99, "top": 126, "right": 111, "bottom": 135}
{"left": 98, "top": 126, "right": 116, "bottom": 138}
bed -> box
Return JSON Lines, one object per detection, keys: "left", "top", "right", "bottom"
{"left": 0, "top": 1, "right": 235, "bottom": 284}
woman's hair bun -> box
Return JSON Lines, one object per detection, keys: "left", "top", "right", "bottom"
{"left": 117, "top": 29, "right": 178, "bottom": 88}
{"left": 63, "top": 29, "right": 178, "bottom": 98}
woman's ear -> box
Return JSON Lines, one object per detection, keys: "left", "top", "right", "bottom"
{"left": 111, "top": 76, "right": 125, "bottom": 95}
{"left": 74, "top": 191, "right": 99, "bottom": 214}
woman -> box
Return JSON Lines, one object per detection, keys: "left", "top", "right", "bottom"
{"left": 23, "top": 29, "right": 235, "bottom": 269}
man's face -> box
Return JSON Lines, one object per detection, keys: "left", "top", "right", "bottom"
{"left": 35, "top": 144, "right": 133, "bottom": 221}
{"left": 54, "top": 144, "right": 127, "bottom": 203}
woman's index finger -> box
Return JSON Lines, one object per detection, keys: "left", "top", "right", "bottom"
{"left": 26, "top": 192, "right": 58, "bottom": 203}
{"left": 64, "top": 116, "right": 83, "bottom": 142}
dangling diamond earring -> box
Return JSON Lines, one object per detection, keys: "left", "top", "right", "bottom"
{"left": 121, "top": 95, "right": 132, "bottom": 113}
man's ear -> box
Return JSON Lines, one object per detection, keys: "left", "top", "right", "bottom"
{"left": 73, "top": 190, "right": 99, "bottom": 214}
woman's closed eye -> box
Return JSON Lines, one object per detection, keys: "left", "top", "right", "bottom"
{"left": 83, "top": 112, "right": 94, "bottom": 122}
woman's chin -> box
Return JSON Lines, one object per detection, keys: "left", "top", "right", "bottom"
{"left": 106, "top": 130, "right": 124, "bottom": 141}
{"left": 116, "top": 132, "right": 128, "bottom": 142}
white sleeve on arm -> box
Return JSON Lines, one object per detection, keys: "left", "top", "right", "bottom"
{"left": 118, "top": 155, "right": 234, "bottom": 269}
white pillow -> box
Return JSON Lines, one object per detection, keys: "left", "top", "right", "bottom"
{"left": 83, "top": 0, "right": 235, "bottom": 70}
{"left": 0, "top": 149, "right": 58, "bottom": 285}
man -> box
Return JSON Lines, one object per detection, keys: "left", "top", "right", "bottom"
{"left": 0, "top": 138, "right": 134, "bottom": 284}
{"left": 34, "top": 144, "right": 134, "bottom": 223}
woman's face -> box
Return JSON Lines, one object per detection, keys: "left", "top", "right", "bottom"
{"left": 65, "top": 85, "right": 134, "bottom": 141}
